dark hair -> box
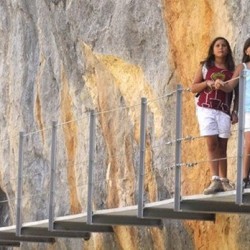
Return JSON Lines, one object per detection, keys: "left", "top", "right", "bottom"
{"left": 201, "top": 37, "right": 235, "bottom": 71}
{"left": 242, "top": 38, "right": 250, "bottom": 63}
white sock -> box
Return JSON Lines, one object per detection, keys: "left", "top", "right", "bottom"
{"left": 212, "top": 175, "right": 220, "bottom": 181}
{"left": 220, "top": 177, "right": 228, "bottom": 182}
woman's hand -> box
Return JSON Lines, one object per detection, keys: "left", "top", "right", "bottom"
{"left": 231, "top": 111, "right": 238, "bottom": 124}
{"left": 214, "top": 79, "right": 224, "bottom": 89}
{"left": 206, "top": 80, "right": 215, "bottom": 90}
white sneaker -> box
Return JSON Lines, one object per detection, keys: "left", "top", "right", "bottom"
{"left": 221, "top": 178, "right": 235, "bottom": 191}
{"left": 203, "top": 179, "right": 224, "bottom": 195}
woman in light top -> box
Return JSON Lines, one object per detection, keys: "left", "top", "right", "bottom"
{"left": 215, "top": 37, "right": 250, "bottom": 188}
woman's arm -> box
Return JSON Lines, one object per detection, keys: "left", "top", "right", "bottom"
{"left": 190, "top": 65, "right": 213, "bottom": 93}
{"left": 231, "top": 84, "right": 239, "bottom": 124}
{"left": 215, "top": 64, "right": 243, "bottom": 92}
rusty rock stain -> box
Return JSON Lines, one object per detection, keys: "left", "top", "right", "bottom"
{"left": 60, "top": 66, "right": 81, "bottom": 214}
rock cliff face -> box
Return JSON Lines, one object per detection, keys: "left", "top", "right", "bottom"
{"left": 0, "top": 0, "right": 250, "bottom": 249}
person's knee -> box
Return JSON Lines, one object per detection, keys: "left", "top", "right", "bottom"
{"left": 218, "top": 148, "right": 227, "bottom": 157}
{"left": 216, "top": 138, "right": 228, "bottom": 156}
{"left": 207, "top": 141, "right": 218, "bottom": 152}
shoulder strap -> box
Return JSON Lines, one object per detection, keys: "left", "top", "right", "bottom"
{"left": 202, "top": 64, "right": 208, "bottom": 79}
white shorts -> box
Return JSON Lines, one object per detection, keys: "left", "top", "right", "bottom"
{"left": 245, "top": 112, "right": 250, "bottom": 132}
{"left": 196, "top": 106, "right": 231, "bottom": 138}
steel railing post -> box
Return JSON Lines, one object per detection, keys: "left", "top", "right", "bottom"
{"left": 138, "top": 97, "right": 147, "bottom": 218}
{"left": 16, "top": 131, "right": 24, "bottom": 236}
{"left": 49, "top": 121, "right": 57, "bottom": 231}
{"left": 87, "top": 110, "right": 96, "bottom": 224}
{"left": 236, "top": 70, "right": 246, "bottom": 205}
{"left": 174, "top": 84, "right": 183, "bottom": 211}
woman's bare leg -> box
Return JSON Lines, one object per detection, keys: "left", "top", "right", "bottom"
{"left": 203, "top": 135, "right": 224, "bottom": 194}
{"left": 206, "top": 135, "right": 220, "bottom": 176}
{"left": 243, "top": 132, "right": 250, "bottom": 180}
{"left": 218, "top": 138, "right": 228, "bottom": 178}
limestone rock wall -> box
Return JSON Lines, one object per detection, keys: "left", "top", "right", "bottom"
{"left": 0, "top": 0, "right": 250, "bottom": 249}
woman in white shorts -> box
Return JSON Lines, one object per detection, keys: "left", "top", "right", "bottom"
{"left": 191, "top": 37, "right": 238, "bottom": 195}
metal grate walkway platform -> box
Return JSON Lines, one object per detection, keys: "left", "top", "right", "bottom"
{"left": 2, "top": 189, "right": 250, "bottom": 246}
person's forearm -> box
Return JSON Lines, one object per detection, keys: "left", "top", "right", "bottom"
{"left": 191, "top": 80, "right": 212, "bottom": 93}
{"left": 219, "top": 84, "right": 234, "bottom": 93}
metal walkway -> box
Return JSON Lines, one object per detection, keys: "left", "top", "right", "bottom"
{"left": 2, "top": 189, "right": 250, "bottom": 246}
{"left": 0, "top": 73, "right": 249, "bottom": 247}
